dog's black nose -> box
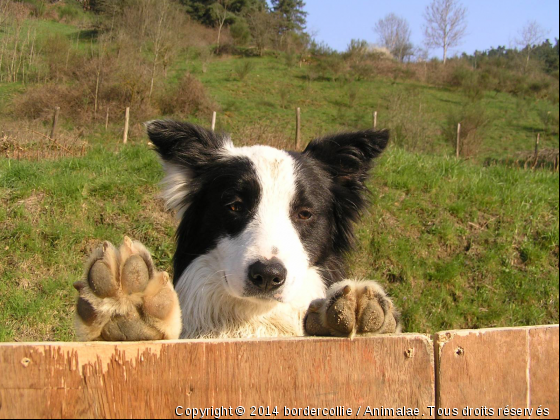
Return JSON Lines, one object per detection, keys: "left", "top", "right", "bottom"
{"left": 248, "top": 258, "right": 287, "bottom": 292}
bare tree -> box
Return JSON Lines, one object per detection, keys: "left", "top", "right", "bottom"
{"left": 423, "top": 0, "right": 467, "bottom": 64}
{"left": 148, "top": 0, "right": 169, "bottom": 98}
{"left": 374, "top": 13, "right": 413, "bottom": 62}
{"left": 0, "top": 0, "right": 10, "bottom": 27}
{"left": 516, "top": 20, "right": 547, "bottom": 71}
{"left": 214, "top": 0, "right": 231, "bottom": 52}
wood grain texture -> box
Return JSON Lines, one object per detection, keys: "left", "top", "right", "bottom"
{"left": 435, "top": 325, "right": 559, "bottom": 419}
{"left": 528, "top": 326, "right": 559, "bottom": 419}
{"left": 0, "top": 334, "right": 435, "bottom": 419}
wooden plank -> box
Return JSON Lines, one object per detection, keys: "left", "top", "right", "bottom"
{"left": 435, "top": 325, "right": 559, "bottom": 419}
{"left": 0, "top": 335, "right": 434, "bottom": 419}
{"left": 528, "top": 325, "right": 559, "bottom": 418}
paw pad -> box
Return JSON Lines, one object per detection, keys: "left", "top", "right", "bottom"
{"left": 74, "top": 238, "right": 182, "bottom": 341}
{"left": 304, "top": 281, "right": 401, "bottom": 337}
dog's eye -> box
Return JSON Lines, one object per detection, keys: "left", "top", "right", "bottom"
{"left": 227, "top": 201, "right": 245, "bottom": 213}
{"left": 298, "top": 210, "right": 313, "bottom": 220}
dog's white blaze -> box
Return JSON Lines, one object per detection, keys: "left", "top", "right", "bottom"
{"left": 174, "top": 144, "right": 326, "bottom": 338}
{"left": 220, "top": 145, "right": 319, "bottom": 302}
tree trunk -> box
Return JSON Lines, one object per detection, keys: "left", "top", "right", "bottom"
{"left": 525, "top": 48, "right": 531, "bottom": 73}
{"left": 217, "top": 23, "right": 223, "bottom": 51}
{"left": 149, "top": 9, "right": 165, "bottom": 100}
{"left": 94, "top": 69, "right": 100, "bottom": 118}
{"left": 216, "top": 3, "right": 228, "bottom": 52}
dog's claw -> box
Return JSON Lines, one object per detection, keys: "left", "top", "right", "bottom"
{"left": 73, "top": 281, "right": 86, "bottom": 292}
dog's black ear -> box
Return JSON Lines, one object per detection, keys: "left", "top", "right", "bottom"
{"left": 145, "top": 120, "right": 232, "bottom": 216}
{"left": 303, "top": 129, "right": 389, "bottom": 186}
{"left": 146, "top": 120, "right": 230, "bottom": 171}
{"left": 303, "top": 130, "right": 389, "bottom": 253}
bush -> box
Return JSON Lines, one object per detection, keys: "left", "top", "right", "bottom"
{"left": 12, "top": 83, "right": 85, "bottom": 121}
{"left": 230, "top": 18, "right": 251, "bottom": 47}
{"left": 20, "top": 0, "right": 46, "bottom": 17}
{"left": 234, "top": 60, "right": 255, "bottom": 81}
{"left": 57, "top": 3, "right": 81, "bottom": 22}
{"left": 13, "top": 48, "right": 157, "bottom": 124}
{"left": 449, "top": 65, "right": 471, "bottom": 88}
{"left": 537, "top": 105, "right": 560, "bottom": 135}
{"left": 528, "top": 78, "right": 552, "bottom": 98}
{"left": 157, "top": 73, "right": 216, "bottom": 118}
{"left": 347, "top": 84, "right": 358, "bottom": 107}
{"left": 385, "top": 89, "right": 439, "bottom": 153}
{"left": 284, "top": 51, "right": 297, "bottom": 68}
{"left": 443, "top": 103, "right": 490, "bottom": 158}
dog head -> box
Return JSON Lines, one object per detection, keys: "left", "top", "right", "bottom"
{"left": 146, "top": 120, "right": 389, "bottom": 306}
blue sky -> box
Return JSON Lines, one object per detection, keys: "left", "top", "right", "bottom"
{"left": 304, "top": 0, "right": 560, "bottom": 57}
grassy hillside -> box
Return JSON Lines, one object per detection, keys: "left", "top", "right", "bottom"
{"left": 191, "top": 56, "right": 559, "bottom": 162}
{"left": 0, "top": 142, "right": 557, "bottom": 341}
{"left": 0, "top": 13, "right": 558, "bottom": 341}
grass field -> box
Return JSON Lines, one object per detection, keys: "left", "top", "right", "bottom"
{"left": 0, "top": 141, "right": 557, "bottom": 341}
{"left": 0, "top": 17, "right": 558, "bottom": 342}
{"left": 189, "top": 56, "right": 559, "bottom": 162}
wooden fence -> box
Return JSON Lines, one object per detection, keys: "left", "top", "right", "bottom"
{"left": 0, "top": 325, "right": 557, "bottom": 419}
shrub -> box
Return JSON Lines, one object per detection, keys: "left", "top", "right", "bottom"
{"left": 13, "top": 48, "right": 158, "bottom": 124}
{"left": 537, "top": 105, "right": 560, "bottom": 135}
{"left": 230, "top": 18, "right": 251, "bottom": 47}
{"left": 347, "top": 84, "right": 358, "bottom": 107}
{"left": 57, "top": 2, "right": 82, "bottom": 22}
{"left": 20, "top": 0, "right": 45, "bottom": 17}
{"left": 279, "top": 86, "right": 290, "bottom": 110}
{"left": 157, "top": 73, "right": 216, "bottom": 118}
{"left": 233, "top": 123, "right": 292, "bottom": 150}
{"left": 385, "top": 89, "right": 439, "bottom": 153}
{"left": 197, "top": 47, "right": 213, "bottom": 73}
{"left": 234, "top": 60, "right": 255, "bottom": 81}
{"left": 284, "top": 51, "right": 297, "bottom": 68}
{"left": 443, "top": 103, "right": 490, "bottom": 158}
{"left": 449, "top": 65, "right": 471, "bottom": 88}
{"left": 349, "top": 62, "right": 375, "bottom": 81}
{"left": 527, "top": 78, "right": 552, "bottom": 98}
{"left": 12, "top": 83, "right": 85, "bottom": 121}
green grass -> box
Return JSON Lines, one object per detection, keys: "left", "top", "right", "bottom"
{"left": 0, "top": 143, "right": 557, "bottom": 341}
{"left": 0, "top": 145, "right": 176, "bottom": 341}
{"left": 0, "top": 18, "right": 558, "bottom": 342}
{"left": 352, "top": 150, "right": 559, "bottom": 332}
{"left": 174, "top": 56, "right": 558, "bottom": 161}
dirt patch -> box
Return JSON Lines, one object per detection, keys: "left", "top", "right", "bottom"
{"left": 14, "top": 192, "right": 45, "bottom": 219}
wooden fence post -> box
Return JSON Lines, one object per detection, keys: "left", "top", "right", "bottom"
{"left": 123, "top": 107, "right": 130, "bottom": 144}
{"left": 456, "top": 123, "right": 461, "bottom": 158}
{"left": 373, "top": 111, "right": 378, "bottom": 129}
{"left": 211, "top": 111, "right": 217, "bottom": 131}
{"left": 295, "top": 107, "right": 301, "bottom": 150}
{"left": 50, "top": 107, "right": 60, "bottom": 140}
{"left": 532, "top": 133, "right": 540, "bottom": 170}
{"left": 105, "top": 107, "right": 110, "bottom": 131}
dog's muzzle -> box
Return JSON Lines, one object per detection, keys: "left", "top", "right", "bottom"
{"left": 245, "top": 258, "right": 287, "bottom": 298}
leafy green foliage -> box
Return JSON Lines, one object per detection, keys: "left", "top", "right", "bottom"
{"left": 270, "top": 0, "right": 307, "bottom": 33}
{"left": 180, "top": 0, "right": 267, "bottom": 26}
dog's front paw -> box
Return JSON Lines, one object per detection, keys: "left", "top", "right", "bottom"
{"left": 73, "top": 237, "right": 182, "bottom": 341}
{"left": 304, "top": 280, "right": 401, "bottom": 337}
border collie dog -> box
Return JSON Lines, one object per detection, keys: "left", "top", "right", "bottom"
{"left": 74, "top": 121, "right": 401, "bottom": 341}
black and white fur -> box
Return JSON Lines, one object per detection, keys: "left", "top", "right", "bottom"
{"left": 145, "top": 121, "right": 392, "bottom": 339}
